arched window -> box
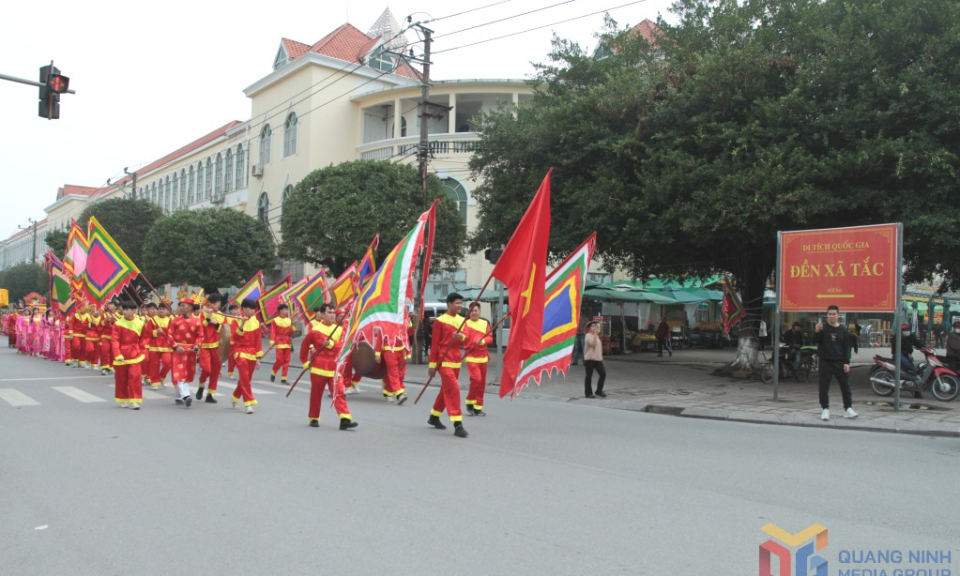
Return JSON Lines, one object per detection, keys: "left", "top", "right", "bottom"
{"left": 259, "top": 124, "right": 272, "bottom": 166}
{"left": 164, "top": 176, "right": 171, "bottom": 211}
{"left": 171, "top": 173, "right": 178, "bottom": 210}
{"left": 151, "top": 182, "right": 157, "bottom": 205}
{"left": 281, "top": 185, "right": 293, "bottom": 229}
{"left": 442, "top": 178, "right": 468, "bottom": 225}
{"left": 196, "top": 162, "right": 204, "bottom": 201}
{"left": 214, "top": 153, "right": 223, "bottom": 195}
{"left": 225, "top": 149, "right": 234, "bottom": 192}
{"left": 205, "top": 158, "right": 213, "bottom": 199}
{"left": 257, "top": 192, "right": 270, "bottom": 225}
{"left": 283, "top": 113, "right": 298, "bottom": 157}
{"left": 188, "top": 166, "right": 195, "bottom": 204}
{"left": 180, "top": 169, "right": 187, "bottom": 207}
{"left": 235, "top": 144, "right": 245, "bottom": 187}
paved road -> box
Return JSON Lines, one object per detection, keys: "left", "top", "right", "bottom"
{"left": 1, "top": 347, "right": 958, "bottom": 576}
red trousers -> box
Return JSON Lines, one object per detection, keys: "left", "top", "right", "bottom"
{"left": 114, "top": 362, "right": 143, "bottom": 404}
{"left": 71, "top": 336, "right": 84, "bottom": 362}
{"left": 198, "top": 348, "right": 222, "bottom": 393}
{"left": 100, "top": 340, "right": 114, "bottom": 371}
{"left": 272, "top": 347, "right": 291, "bottom": 379}
{"left": 147, "top": 350, "right": 172, "bottom": 385}
{"left": 232, "top": 357, "right": 257, "bottom": 406}
{"left": 466, "top": 361, "right": 488, "bottom": 410}
{"left": 308, "top": 373, "right": 350, "bottom": 422}
{"left": 172, "top": 350, "right": 197, "bottom": 383}
{"left": 227, "top": 349, "right": 236, "bottom": 376}
{"left": 431, "top": 367, "right": 463, "bottom": 422}
{"left": 85, "top": 339, "right": 101, "bottom": 366}
{"left": 382, "top": 351, "right": 404, "bottom": 395}
{"left": 397, "top": 350, "right": 407, "bottom": 387}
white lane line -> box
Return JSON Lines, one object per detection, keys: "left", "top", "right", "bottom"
{"left": 52, "top": 387, "right": 107, "bottom": 403}
{"left": 0, "top": 376, "right": 104, "bottom": 382}
{"left": 0, "top": 389, "right": 41, "bottom": 407}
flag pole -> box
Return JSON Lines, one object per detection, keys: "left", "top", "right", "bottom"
{"left": 285, "top": 298, "right": 357, "bottom": 398}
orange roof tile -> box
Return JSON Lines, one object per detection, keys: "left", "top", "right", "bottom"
{"left": 282, "top": 38, "right": 311, "bottom": 60}
{"left": 57, "top": 185, "right": 100, "bottom": 199}
{"left": 630, "top": 19, "right": 661, "bottom": 47}
{"left": 285, "top": 23, "right": 418, "bottom": 79}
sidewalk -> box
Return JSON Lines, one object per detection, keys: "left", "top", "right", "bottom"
{"left": 388, "top": 345, "right": 960, "bottom": 437}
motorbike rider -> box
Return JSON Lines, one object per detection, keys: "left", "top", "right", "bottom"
{"left": 893, "top": 323, "right": 923, "bottom": 374}
{"left": 782, "top": 322, "right": 805, "bottom": 372}
{"left": 945, "top": 320, "right": 960, "bottom": 372}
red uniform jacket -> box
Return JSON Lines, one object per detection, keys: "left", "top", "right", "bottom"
{"left": 429, "top": 312, "right": 463, "bottom": 369}
{"left": 169, "top": 315, "right": 203, "bottom": 350}
{"left": 85, "top": 315, "right": 102, "bottom": 342}
{"left": 300, "top": 322, "right": 343, "bottom": 377}
{"left": 463, "top": 318, "right": 490, "bottom": 363}
{"left": 270, "top": 317, "right": 293, "bottom": 349}
{"left": 233, "top": 316, "right": 264, "bottom": 361}
{"left": 111, "top": 317, "right": 150, "bottom": 365}
{"left": 201, "top": 310, "right": 225, "bottom": 349}
{"left": 71, "top": 313, "right": 89, "bottom": 340}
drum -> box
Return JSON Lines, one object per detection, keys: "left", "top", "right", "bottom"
{"left": 218, "top": 326, "right": 232, "bottom": 364}
{"left": 351, "top": 340, "right": 386, "bottom": 379}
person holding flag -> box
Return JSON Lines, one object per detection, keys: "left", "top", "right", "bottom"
{"left": 428, "top": 292, "right": 468, "bottom": 438}
{"left": 270, "top": 304, "right": 294, "bottom": 384}
{"left": 231, "top": 298, "right": 264, "bottom": 414}
{"left": 197, "top": 293, "right": 226, "bottom": 403}
{"left": 463, "top": 303, "right": 490, "bottom": 416}
{"left": 300, "top": 303, "right": 357, "bottom": 429}
{"left": 111, "top": 301, "right": 150, "bottom": 410}
{"left": 224, "top": 303, "right": 240, "bottom": 380}
{"left": 169, "top": 291, "right": 204, "bottom": 407}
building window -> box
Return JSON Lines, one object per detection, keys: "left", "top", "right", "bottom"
{"left": 441, "top": 178, "right": 468, "bottom": 225}
{"left": 196, "top": 162, "right": 204, "bottom": 201}
{"left": 151, "top": 182, "right": 157, "bottom": 205}
{"left": 401, "top": 117, "right": 407, "bottom": 137}
{"left": 281, "top": 185, "right": 293, "bottom": 229}
{"left": 188, "top": 166, "right": 195, "bottom": 204}
{"left": 180, "top": 169, "right": 187, "bottom": 208}
{"left": 164, "top": 177, "right": 171, "bottom": 212}
{"left": 367, "top": 44, "right": 396, "bottom": 73}
{"left": 235, "top": 144, "right": 245, "bottom": 187}
{"left": 273, "top": 47, "right": 288, "bottom": 71}
{"left": 257, "top": 192, "right": 270, "bottom": 225}
{"left": 205, "top": 158, "right": 213, "bottom": 199}
{"left": 225, "top": 149, "right": 234, "bottom": 192}
{"left": 171, "top": 173, "right": 178, "bottom": 210}
{"left": 283, "top": 113, "right": 298, "bottom": 157}
{"left": 259, "top": 125, "right": 272, "bottom": 166}
{"left": 215, "top": 153, "right": 223, "bottom": 196}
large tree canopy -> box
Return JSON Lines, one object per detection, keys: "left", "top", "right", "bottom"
{"left": 78, "top": 198, "right": 165, "bottom": 268}
{"left": 44, "top": 229, "right": 68, "bottom": 261}
{"left": 140, "top": 208, "right": 275, "bottom": 292}
{"left": 279, "top": 160, "right": 466, "bottom": 276}
{"left": 469, "top": 0, "right": 960, "bottom": 335}
{"left": 0, "top": 263, "right": 47, "bottom": 304}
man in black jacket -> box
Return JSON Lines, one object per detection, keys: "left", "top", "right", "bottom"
{"left": 814, "top": 305, "right": 857, "bottom": 421}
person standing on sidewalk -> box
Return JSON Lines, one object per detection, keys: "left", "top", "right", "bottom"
{"left": 945, "top": 320, "right": 960, "bottom": 371}
{"left": 814, "top": 305, "right": 857, "bottom": 421}
{"left": 656, "top": 318, "right": 672, "bottom": 357}
{"left": 583, "top": 321, "right": 606, "bottom": 398}
{"left": 572, "top": 322, "right": 585, "bottom": 365}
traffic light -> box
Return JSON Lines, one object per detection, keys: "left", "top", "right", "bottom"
{"left": 38, "top": 64, "right": 68, "bottom": 120}
{"left": 484, "top": 247, "right": 502, "bottom": 264}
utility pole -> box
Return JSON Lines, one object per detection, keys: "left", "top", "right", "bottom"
{"left": 124, "top": 167, "right": 137, "bottom": 199}
{"left": 412, "top": 23, "right": 433, "bottom": 364}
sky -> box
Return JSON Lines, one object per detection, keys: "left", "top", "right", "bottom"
{"left": 0, "top": 0, "right": 675, "bottom": 242}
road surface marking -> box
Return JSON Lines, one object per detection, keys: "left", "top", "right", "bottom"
{"left": 0, "top": 376, "right": 103, "bottom": 382}
{"left": 0, "top": 389, "right": 40, "bottom": 406}
{"left": 52, "top": 387, "right": 107, "bottom": 403}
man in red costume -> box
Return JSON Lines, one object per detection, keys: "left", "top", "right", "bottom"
{"left": 300, "top": 303, "right": 357, "bottom": 430}
{"left": 112, "top": 301, "right": 150, "bottom": 410}
{"left": 197, "top": 293, "right": 225, "bottom": 403}
{"left": 463, "top": 303, "right": 490, "bottom": 416}
{"left": 231, "top": 298, "right": 263, "bottom": 414}
{"left": 169, "top": 293, "right": 203, "bottom": 407}
{"left": 224, "top": 303, "right": 240, "bottom": 380}
{"left": 428, "top": 292, "right": 468, "bottom": 438}
{"left": 270, "top": 303, "right": 294, "bottom": 384}
{"left": 99, "top": 302, "right": 118, "bottom": 376}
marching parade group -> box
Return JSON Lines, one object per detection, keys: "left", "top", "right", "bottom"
{"left": 2, "top": 290, "right": 491, "bottom": 438}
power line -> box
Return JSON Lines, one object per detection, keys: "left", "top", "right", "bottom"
{"left": 426, "top": 0, "right": 516, "bottom": 23}
{"left": 434, "top": 0, "right": 581, "bottom": 40}
{"left": 434, "top": 0, "right": 652, "bottom": 54}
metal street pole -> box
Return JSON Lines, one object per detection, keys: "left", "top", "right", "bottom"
{"left": 411, "top": 23, "right": 433, "bottom": 365}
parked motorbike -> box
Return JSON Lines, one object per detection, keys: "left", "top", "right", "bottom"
{"left": 868, "top": 347, "right": 960, "bottom": 402}
{"left": 761, "top": 347, "right": 817, "bottom": 384}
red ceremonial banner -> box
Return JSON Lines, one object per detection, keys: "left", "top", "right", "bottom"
{"left": 779, "top": 224, "right": 899, "bottom": 312}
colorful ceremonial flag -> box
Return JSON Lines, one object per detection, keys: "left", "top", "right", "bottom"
{"left": 83, "top": 216, "right": 141, "bottom": 305}
{"left": 230, "top": 271, "right": 265, "bottom": 308}
{"left": 417, "top": 200, "right": 440, "bottom": 319}
{"left": 290, "top": 271, "right": 327, "bottom": 319}
{"left": 492, "top": 169, "right": 552, "bottom": 398}
{"left": 515, "top": 233, "right": 596, "bottom": 395}
{"left": 721, "top": 276, "right": 746, "bottom": 334}
{"left": 43, "top": 250, "right": 63, "bottom": 273}
{"left": 334, "top": 206, "right": 434, "bottom": 385}
{"left": 328, "top": 263, "right": 359, "bottom": 308}
{"left": 64, "top": 220, "right": 88, "bottom": 296}
{"left": 50, "top": 268, "right": 76, "bottom": 316}
{"left": 280, "top": 276, "right": 308, "bottom": 306}
{"left": 257, "top": 274, "right": 292, "bottom": 324}
{"left": 357, "top": 235, "right": 380, "bottom": 288}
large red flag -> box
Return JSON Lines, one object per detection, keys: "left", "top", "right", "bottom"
{"left": 492, "top": 169, "right": 552, "bottom": 398}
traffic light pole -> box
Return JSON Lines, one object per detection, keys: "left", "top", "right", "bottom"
{"left": 0, "top": 72, "right": 76, "bottom": 93}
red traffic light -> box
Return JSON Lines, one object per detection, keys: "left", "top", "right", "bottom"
{"left": 47, "top": 74, "right": 70, "bottom": 93}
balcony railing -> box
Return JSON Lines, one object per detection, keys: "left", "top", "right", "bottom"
{"left": 358, "top": 133, "right": 480, "bottom": 161}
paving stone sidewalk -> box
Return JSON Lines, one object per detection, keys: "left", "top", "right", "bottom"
{"left": 393, "top": 346, "right": 960, "bottom": 437}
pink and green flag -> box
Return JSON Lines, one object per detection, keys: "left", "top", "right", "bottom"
{"left": 83, "top": 216, "right": 141, "bottom": 305}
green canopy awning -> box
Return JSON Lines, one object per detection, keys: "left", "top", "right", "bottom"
{"left": 583, "top": 287, "right": 678, "bottom": 304}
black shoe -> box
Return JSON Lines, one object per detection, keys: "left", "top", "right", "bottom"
{"left": 309, "top": 420, "right": 320, "bottom": 428}
{"left": 571, "top": 362, "right": 578, "bottom": 365}
{"left": 281, "top": 379, "right": 288, "bottom": 385}
{"left": 270, "top": 374, "right": 275, "bottom": 383}
{"left": 339, "top": 419, "right": 358, "bottom": 431}
{"left": 205, "top": 394, "right": 217, "bottom": 403}
{"left": 454, "top": 423, "right": 468, "bottom": 438}
{"left": 596, "top": 391, "right": 607, "bottom": 398}
{"left": 184, "top": 396, "right": 192, "bottom": 408}
{"left": 473, "top": 408, "right": 486, "bottom": 417}
{"left": 427, "top": 415, "right": 447, "bottom": 430}
{"left": 396, "top": 393, "right": 408, "bottom": 405}
{"left": 668, "top": 351, "right": 672, "bottom": 357}
{"left": 657, "top": 353, "right": 663, "bottom": 357}
{"left": 175, "top": 398, "right": 184, "bottom": 405}
{"left": 465, "top": 405, "right": 476, "bottom": 416}
{"left": 195, "top": 386, "right": 204, "bottom": 400}
{"left": 585, "top": 393, "right": 596, "bottom": 399}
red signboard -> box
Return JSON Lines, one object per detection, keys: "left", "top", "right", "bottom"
{"left": 779, "top": 224, "right": 899, "bottom": 312}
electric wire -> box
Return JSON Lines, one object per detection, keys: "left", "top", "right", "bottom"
{"left": 426, "top": 0, "right": 516, "bottom": 23}
{"left": 433, "top": 0, "right": 581, "bottom": 39}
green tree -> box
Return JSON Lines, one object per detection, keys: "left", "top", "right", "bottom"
{"left": 44, "top": 229, "right": 69, "bottom": 261}
{"left": 469, "top": 0, "right": 960, "bottom": 368}
{"left": 78, "top": 198, "right": 165, "bottom": 268}
{"left": 140, "top": 208, "right": 275, "bottom": 293}
{"left": 279, "top": 160, "right": 466, "bottom": 275}
{"left": 0, "top": 263, "right": 47, "bottom": 304}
